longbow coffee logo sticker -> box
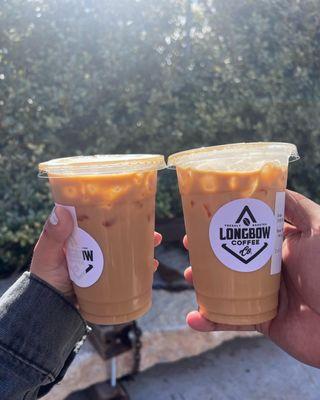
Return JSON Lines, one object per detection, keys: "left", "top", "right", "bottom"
{"left": 209, "top": 199, "right": 276, "bottom": 272}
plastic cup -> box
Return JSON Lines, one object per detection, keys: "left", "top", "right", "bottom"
{"left": 168, "top": 142, "right": 299, "bottom": 325}
{"left": 39, "top": 154, "right": 166, "bottom": 324}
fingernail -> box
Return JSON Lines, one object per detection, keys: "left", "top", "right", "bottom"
{"left": 49, "top": 207, "right": 59, "bottom": 225}
{"left": 153, "top": 259, "right": 159, "bottom": 270}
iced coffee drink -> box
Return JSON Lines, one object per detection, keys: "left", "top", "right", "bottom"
{"left": 168, "top": 143, "right": 299, "bottom": 325}
{"left": 39, "top": 155, "right": 166, "bottom": 324}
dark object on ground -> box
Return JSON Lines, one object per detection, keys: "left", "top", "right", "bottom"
{"left": 154, "top": 218, "right": 191, "bottom": 291}
{"left": 156, "top": 218, "right": 186, "bottom": 243}
{"left": 153, "top": 244, "right": 191, "bottom": 291}
{"left": 89, "top": 323, "right": 136, "bottom": 360}
{"left": 66, "top": 381, "right": 129, "bottom": 400}
{"left": 89, "top": 322, "right": 142, "bottom": 376}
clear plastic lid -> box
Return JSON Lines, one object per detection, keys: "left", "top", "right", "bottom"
{"left": 167, "top": 142, "right": 299, "bottom": 171}
{"left": 39, "top": 154, "right": 166, "bottom": 177}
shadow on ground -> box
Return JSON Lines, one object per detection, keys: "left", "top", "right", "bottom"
{"left": 122, "top": 336, "right": 320, "bottom": 400}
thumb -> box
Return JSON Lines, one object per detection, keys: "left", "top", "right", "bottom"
{"left": 32, "top": 206, "right": 74, "bottom": 268}
{"left": 285, "top": 190, "right": 320, "bottom": 233}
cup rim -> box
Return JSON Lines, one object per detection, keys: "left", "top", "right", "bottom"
{"left": 167, "top": 142, "right": 299, "bottom": 169}
{"left": 38, "top": 154, "right": 166, "bottom": 177}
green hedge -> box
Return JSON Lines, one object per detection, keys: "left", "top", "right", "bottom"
{"left": 1, "top": 0, "right": 320, "bottom": 275}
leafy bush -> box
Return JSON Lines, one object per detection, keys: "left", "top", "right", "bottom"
{"left": 1, "top": 0, "right": 320, "bottom": 275}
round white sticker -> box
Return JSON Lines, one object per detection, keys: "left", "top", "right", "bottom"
{"left": 55, "top": 203, "right": 104, "bottom": 288}
{"left": 66, "top": 227, "right": 104, "bottom": 288}
{"left": 209, "top": 198, "right": 276, "bottom": 273}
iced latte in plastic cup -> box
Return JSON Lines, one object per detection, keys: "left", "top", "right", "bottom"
{"left": 39, "top": 154, "right": 166, "bottom": 324}
{"left": 168, "top": 143, "right": 299, "bottom": 325}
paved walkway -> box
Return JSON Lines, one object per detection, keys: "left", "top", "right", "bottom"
{"left": 3, "top": 275, "right": 319, "bottom": 400}
{"left": 123, "top": 336, "right": 320, "bottom": 400}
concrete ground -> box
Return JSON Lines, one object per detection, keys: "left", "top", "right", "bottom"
{"left": 3, "top": 276, "right": 319, "bottom": 400}
{"left": 122, "top": 336, "right": 320, "bottom": 400}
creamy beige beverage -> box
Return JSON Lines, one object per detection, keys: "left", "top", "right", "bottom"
{"left": 168, "top": 143, "right": 299, "bottom": 325}
{"left": 39, "top": 155, "right": 166, "bottom": 324}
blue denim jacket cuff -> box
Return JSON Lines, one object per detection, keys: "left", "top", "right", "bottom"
{"left": 0, "top": 271, "right": 89, "bottom": 383}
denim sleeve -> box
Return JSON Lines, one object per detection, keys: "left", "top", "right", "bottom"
{"left": 0, "top": 272, "right": 90, "bottom": 400}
